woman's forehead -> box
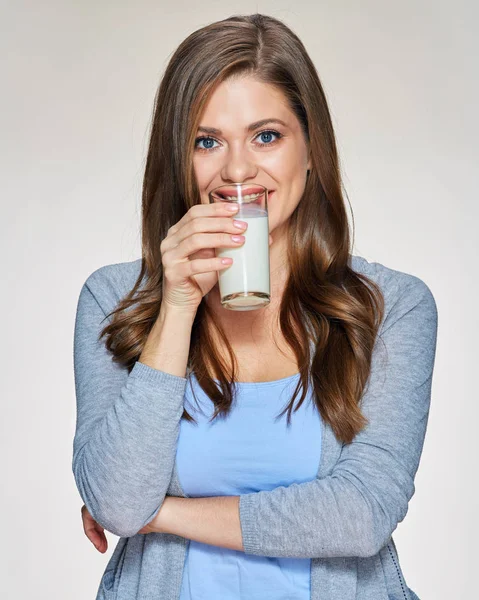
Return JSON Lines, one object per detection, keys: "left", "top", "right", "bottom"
{"left": 198, "top": 78, "right": 297, "bottom": 133}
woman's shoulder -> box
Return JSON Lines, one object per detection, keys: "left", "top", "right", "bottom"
{"left": 78, "top": 258, "right": 143, "bottom": 311}
{"left": 350, "top": 253, "right": 438, "bottom": 331}
{"left": 351, "top": 253, "right": 434, "bottom": 293}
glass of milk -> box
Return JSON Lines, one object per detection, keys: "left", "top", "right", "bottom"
{"left": 208, "top": 183, "right": 270, "bottom": 311}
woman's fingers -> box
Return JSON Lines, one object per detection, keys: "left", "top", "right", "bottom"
{"left": 81, "top": 505, "right": 108, "bottom": 553}
{"left": 90, "top": 525, "right": 108, "bottom": 553}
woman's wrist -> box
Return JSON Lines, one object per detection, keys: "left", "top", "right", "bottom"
{"left": 154, "top": 496, "right": 172, "bottom": 533}
{"left": 137, "top": 497, "right": 172, "bottom": 534}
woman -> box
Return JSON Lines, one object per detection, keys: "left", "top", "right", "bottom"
{"left": 73, "top": 13, "right": 437, "bottom": 600}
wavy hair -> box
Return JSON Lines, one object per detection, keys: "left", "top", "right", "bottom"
{"left": 98, "top": 13, "right": 385, "bottom": 444}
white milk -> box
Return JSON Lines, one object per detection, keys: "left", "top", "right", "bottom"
{"left": 216, "top": 213, "right": 270, "bottom": 310}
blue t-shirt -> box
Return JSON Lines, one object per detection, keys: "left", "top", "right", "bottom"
{"left": 176, "top": 371, "right": 323, "bottom": 599}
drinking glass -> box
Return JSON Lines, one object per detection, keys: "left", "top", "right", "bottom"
{"left": 208, "top": 183, "right": 270, "bottom": 311}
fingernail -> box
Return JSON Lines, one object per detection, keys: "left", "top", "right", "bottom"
{"left": 233, "top": 220, "right": 247, "bottom": 229}
{"left": 226, "top": 204, "right": 239, "bottom": 212}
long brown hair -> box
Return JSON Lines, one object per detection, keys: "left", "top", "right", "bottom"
{"left": 99, "top": 13, "right": 385, "bottom": 445}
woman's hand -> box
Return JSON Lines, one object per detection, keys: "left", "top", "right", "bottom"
{"left": 81, "top": 505, "right": 108, "bottom": 553}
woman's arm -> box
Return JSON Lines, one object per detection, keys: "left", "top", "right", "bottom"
{"left": 82, "top": 495, "right": 243, "bottom": 552}
{"left": 148, "top": 496, "right": 243, "bottom": 551}
{"left": 72, "top": 264, "right": 194, "bottom": 538}
{"left": 235, "top": 274, "right": 439, "bottom": 559}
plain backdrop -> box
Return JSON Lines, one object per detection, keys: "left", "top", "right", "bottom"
{"left": 1, "top": 1, "right": 477, "bottom": 598}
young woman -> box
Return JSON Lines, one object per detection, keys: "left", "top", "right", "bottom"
{"left": 73, "top": 13, "right": 438, "bottom": 600}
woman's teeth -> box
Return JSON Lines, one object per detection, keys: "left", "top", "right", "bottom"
{"left": 225, "top": 192, "right": 261, "bottom": 200}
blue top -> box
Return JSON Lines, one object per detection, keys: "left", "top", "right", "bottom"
{"left": 176, "top": 371, "right": 322, "bottom": 599}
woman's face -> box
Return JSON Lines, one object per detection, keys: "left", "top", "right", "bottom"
{"left": 193, "top": 75, "right": 311, "bottom": 241}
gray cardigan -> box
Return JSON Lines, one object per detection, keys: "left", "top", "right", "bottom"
{"left": 72, "top": 254, "right": 438, "bottom": 600}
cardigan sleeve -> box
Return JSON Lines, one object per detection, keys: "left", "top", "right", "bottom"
{"left": 72, "top": 267, "right": 188, "bottom": 538}
{"left": 238, "top": 274, "right": 438, "bottom": 559}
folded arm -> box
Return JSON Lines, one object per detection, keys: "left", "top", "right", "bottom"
{"left": 237, "top": 275, "right": 438, "bottom": 559}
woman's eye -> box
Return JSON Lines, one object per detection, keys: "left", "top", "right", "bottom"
{"left": 195, "top": 137, "right": 219, "bottom": 151}
{"left": 255, "top": 130, "right": 282, "bottom": 146}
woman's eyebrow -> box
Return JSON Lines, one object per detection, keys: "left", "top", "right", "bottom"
{"left": 197, "top": 118, "right": 288, "bottom": 135}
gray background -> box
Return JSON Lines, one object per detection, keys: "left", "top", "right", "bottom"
{"left": 1, "top": 1, "right": 476, "bottom": 598}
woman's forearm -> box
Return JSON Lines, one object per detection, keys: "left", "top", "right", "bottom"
{"left": 158, "top": 496, "right": 244, "bottom": 552}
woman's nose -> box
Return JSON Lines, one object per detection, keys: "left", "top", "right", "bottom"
{"left": 221, "top": 147, "right": 258, "bottom": 183}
